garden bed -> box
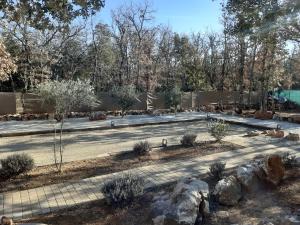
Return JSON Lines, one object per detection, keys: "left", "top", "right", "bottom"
{"left": 0, "top": 141, "right": 241, "bottom": 193}
{"left": 20, "top": 167, "right": 299, "bottom": 225}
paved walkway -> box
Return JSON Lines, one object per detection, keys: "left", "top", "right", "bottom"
{"left": 0, "top": 113, "right": 206, "bottom": 137}
{"left": 210, "top": 112, "right": 300, "bottom": 132}
{"left": 0, "top": 121, "right": 253, "bottom": 166}
{"left": 1, "top": 111, "right": 300, "bottom": 137}
{"left": 1, "top": 138, "right": 299, "bottom": 220}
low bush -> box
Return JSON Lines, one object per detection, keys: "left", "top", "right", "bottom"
{"left": 101, "top": 173, "right": 145, "bottom": 207}
{"left": 0, "top": 153, "right": 34, "bottom": 178}
{"left": 133, "top": 141, "right": 152, "bottom": 155}
{"left": 181, "top": 133, "right": 197, "bottom": 147}
{"left": 208, "top": 121, "right": 229, "bottom": 142}
{"left": 209, "top": 161, "right": 226, "bottom": 180}
{"left": 281, "top": 152, "right": 298, "bottom": 168}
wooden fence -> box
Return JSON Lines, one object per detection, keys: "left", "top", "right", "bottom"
{"left": 0, "top": 91, "right": 260, "bottom": 115}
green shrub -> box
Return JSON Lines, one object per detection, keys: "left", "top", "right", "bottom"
{"left": 101, "top": 174, "right": 145, "bottom": 207}
{"left": 209, "top": 161, "right": 226, "bottom": 180}
{"left": 281, "top": 152, "right": 298, "bottom": 168}
{"left": 208, "top": 121, "right": 229, "bottom": 142}
{"left": 165, "top": 86, "right": 181, "bottom": 113}
{"left": 0, "top": 154, "right": 34, "bottom": 178}
{"left": 133, "top": 141, "right": 152, "bottom": 155}
{"left": 111, "top": 85, "right": 138, "bottom": 117}
{"left": 181, "top": 133, "right": 197, "bottom": 147}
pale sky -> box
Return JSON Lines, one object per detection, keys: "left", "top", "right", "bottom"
{"left": 95, "top": 0, "right": 223, "bottom": 34}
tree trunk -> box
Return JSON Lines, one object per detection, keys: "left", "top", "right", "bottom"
{"left": 248, "top": 38, "right": 257, "bottom": 107}
{"left": 53, "top": 120, "right": 59, "bottom": 171}
{"left": 58, "top": 115, "right": 64, "bottom": 172}
{"left": 260, "top": 46, "right": 268, "bottom": 111}
{"left": 238, "top": 36, "right": 246, "bottom": 107}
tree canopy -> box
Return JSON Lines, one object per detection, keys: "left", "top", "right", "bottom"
{"left": 0, "top": 0, "right": 105, "bottom": 30}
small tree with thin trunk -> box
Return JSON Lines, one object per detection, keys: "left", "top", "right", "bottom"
{"left": 111, "top": 85, "right": 139, "bottom": 117}
{"left": 36, "top": 79, "right": 98, "bottom": 172}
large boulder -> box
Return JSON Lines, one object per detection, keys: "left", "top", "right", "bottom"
{"left": 236, "top": 164, "right": 262, "bottom": 192}
{"left": 263, "top": 154, "right": 285, "bottom": 185}
{"left": 213, "top": 175, "right": 242, "bottom": 206}
{"left": 151, "top": 177, "right": 209, "bottom": 225}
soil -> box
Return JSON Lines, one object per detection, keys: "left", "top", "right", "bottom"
{"left": 0, "top": 141, "right": 240, "bottom": 193}
{"left": 20, "top": 167, "right": 299, "bottom": 225}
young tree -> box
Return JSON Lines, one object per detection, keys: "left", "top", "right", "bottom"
{"left": 36, "top": 79, "right": 98, "bottom": 172}
{"left": 111, "top": 85, "right": 139, "bottom": 117}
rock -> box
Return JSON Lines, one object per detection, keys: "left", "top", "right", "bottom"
{"left": 255, "top": 111, "right": 273, "bottom": 120}
{"left": 286, "top": 133, "right": 300, "bottom": 141}
{"left": 152, "top": 110, "right": 161, "bottom": 116}
{"left": 18, "top": 224, "right": 48, "bottom": 225}
{"left": 151, "top": 177, "right": 209, "bottom": 225}
{"left": 266, "top": 129, "right": 276, "bottom": 137}
{"left": 265, "top": 130, "right": 284, "bottom": 138}
{"left": 236, "top": 164, "right": 262, "bottom": 192}
{"left": 280, "top": 215, "right": 300, "bottom": 225}
{"left": 274, "top": 130, "right": 284, "bottom": 138}
{"left": 258, "top": 214, "right": 300, "bottom": 225}
{"left": 244, "top": 130, "right": 260, "bottom": 137}
{"left": 291, "top": 115, "right": 300, "bottom": 124}
{"left": 215, "top": 210, "right": 230, "bottom": 219}
{"left": 1, "top": 216, "right": 13, "bottom": 225}
{"left": 263, "top": 154, "right": 285, "bottom": 185}
{"left": 213, "top": 175, "right": 242, "bottom": 206}
{"left": 89, "top": 112, "right": 107, "bottom": 121}
{"left": 258, "top": 221, "right": 275, "bottom": 225}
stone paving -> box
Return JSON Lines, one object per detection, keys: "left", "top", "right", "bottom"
{"left": 211, "top": 112, "right": 300, "bottom": 132}
{"left": 1, "top": 138, "right": 299, "bottom": 220}
{"left": 2, "top": 111, "right": 300, "bottom": 137}
{"left": 0, "top": 113, "right": 206, "bottom": 137}
{"left": 1, "top": 113, "right": 300, "bottom": 220}
{"left": 0, "top": 121, "right": 253, "bottom": 166}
